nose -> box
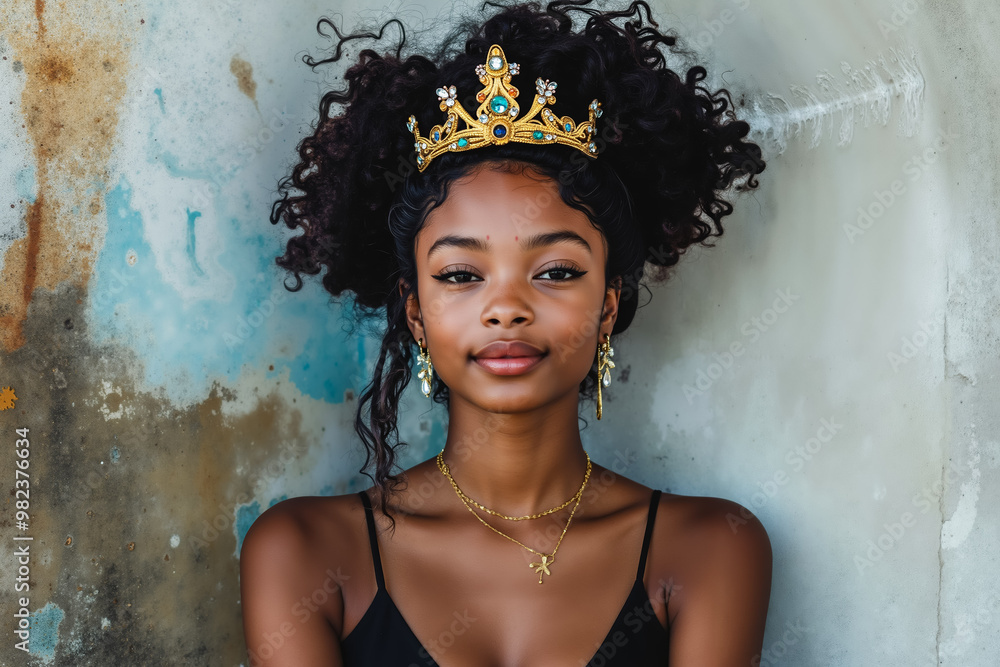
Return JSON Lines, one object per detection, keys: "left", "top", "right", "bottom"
{"left": 481, "top": 279, "right": 534, "bottom": 328}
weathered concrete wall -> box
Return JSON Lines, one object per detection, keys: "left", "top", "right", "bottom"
{"left": 0, "top": 0, "right": 996, "bottom": 665}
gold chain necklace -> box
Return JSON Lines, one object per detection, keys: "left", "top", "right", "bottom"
{"left": 436, "top": 449, "right": 591, "bottom": 519}
{"left": 436, "top": 448, "right": 592, "bottom": 583}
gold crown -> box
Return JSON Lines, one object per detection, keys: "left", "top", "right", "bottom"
{"left": 406, "top": 44, "right": 603, "bottom": 172}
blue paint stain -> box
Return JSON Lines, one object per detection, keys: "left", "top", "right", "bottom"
{"left": 268, "top": 494, "right": 288, "bottom": 508}
{"left": 153, "top": 87, "right": 165, "bottom": 114}
{"left": 27, "top": 602, "right": 64, "bottom": 662}
{"left": 110, "top": 446, "right": 120, "bottom": 463}
{"left": 157, "top": 149, "right": 209, "bottom": 179}
{"left": 319, "top": 484, "right": 335, "bottom": 496}
{"left": 185, "top": 208, "right": 205, "bottom": 276}
{"left": 235, "top": 500, "right": 261, "bottom": 556}
{"left": 15, "top": 166, "right": 37, "bottom": 204}
{"left": 90, "top": 175, "right": 368, "bottom": 405}
{"left": 286, "top": 319, "right": 366, "bottom": 404}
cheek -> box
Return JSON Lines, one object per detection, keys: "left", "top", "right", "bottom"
{"left": 549, "top": 307, "right": 603, "bottom": 365}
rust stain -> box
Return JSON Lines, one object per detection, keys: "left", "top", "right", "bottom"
{"left": 229, "top": 55, "right": 259, "bottom": 108}
{"left": 34, "top": 0, "right": 44, "bottom": 38}
{"left": 0, "top": 0, "right": 135, "bottom": 353}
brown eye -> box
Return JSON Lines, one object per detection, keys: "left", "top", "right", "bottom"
{"left": 431, "top": 265, "right": 482, "bottom": 284}
{"left": 538, "top": 264, "right": 586, "bottom": 281}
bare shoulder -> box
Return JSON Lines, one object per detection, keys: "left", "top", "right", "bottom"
{"left": 659, "top": 492, "right": 772, "bottom": 553}
{"left": 240, "top": 492, "right": 372, "bottom": 596}
{"left": 241, "top": 492, "right": 364, "bottom": 557}
{"left": 649, "top": 492, "right": 773, "bottom": 662}
{"left": 239, "top": 491, "right": 371, "bottom": 657}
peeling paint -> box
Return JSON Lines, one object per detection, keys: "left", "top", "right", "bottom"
{"left": 942, "top": 437, "right": 982, "bottom": 550}
{"left": 27, "top": 602, "right": 65, "bottom": 663}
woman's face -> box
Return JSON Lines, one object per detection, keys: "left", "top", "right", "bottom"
{"left": 402, "top": 164, "right": 621, "bottom": 414}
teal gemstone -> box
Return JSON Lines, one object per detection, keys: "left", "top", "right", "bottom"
{"left": 532, "top": 130, "right": 543, "bottom": 140}
{"left": 490, "top": 95, "right": 508, "bottom": 114}
{"left": 564, "top": 122, "right": 571, "bottom": 131}
{"left": 457, "top": 138, "right": 468, "bottom": 147}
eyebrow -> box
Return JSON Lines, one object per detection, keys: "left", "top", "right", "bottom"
{"left": 426, "top": 230, "right": 592, "bottom": 259}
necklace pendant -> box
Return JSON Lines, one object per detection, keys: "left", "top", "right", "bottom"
{"left": 530, "top": 554, "right": 553, "bottom": 584}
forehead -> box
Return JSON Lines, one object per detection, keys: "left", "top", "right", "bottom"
{"left": 417, "top": 166, "right": 600, "bottom": 250}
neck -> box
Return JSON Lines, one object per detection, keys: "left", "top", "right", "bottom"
{"left": 439, "top": 391, "right": 590, "bottom": 517}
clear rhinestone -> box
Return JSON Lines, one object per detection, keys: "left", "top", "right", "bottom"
{"left": 510, "top": 106, "right": 518, "bottom": 116}
{"left": 450, "top": 142, "right": 457, "bottom": 149}
{"left": 446, "top": 99, "right": 454, "bottom": 106}
{"left": 545, "top": 133, "right": 553, "bottom": 140}
{"left": 421, "top": 378, "right": 431, "bottom": 395}
{"left": 537, "top": 96, "right": 545, "bottom": 105}
{"left": 421, "top": 142, "right": 426, "bottom": 148}
{"left": 436, "top": 87, "right": 448, "bottom": 98}
{"left": 602, "top": 369, "right": 610, "bottom": 386}
{"left": 479, "top": 113, "right": 488, "bottom": 123}
{"left": 489, "top": 56, "right": 503, "bottom": 70}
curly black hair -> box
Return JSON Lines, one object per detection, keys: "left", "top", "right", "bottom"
{"left": 269, "top": 0, "right": 765, "bottom": 529}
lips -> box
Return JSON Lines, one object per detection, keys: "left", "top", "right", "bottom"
{"left": 472, "top": 339, "right": 547, "bottom": 376}
{"left": 472, "top": 340, "right": 546, "bottom": 359}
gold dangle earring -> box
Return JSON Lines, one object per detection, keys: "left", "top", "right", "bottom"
{"left": 417, "top": 337, "right": 434, "bottom": 398}
{"left": 596, "top": 332, "right": 615, "bottom": 420}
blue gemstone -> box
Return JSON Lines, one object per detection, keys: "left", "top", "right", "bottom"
{"left": 490, "top": 95, "right": 508, "bottom": 114}
{"left": 564, "top": 123, "right": 571, "bottom": 131}
{"left": 457, "top": 138, "right": 468, "bottom": 147}
{"left": 433, "top": 131, "right": 440, "bottom": 140}
{"left": 493, "top": 125, "right": 507, "bottom": 138}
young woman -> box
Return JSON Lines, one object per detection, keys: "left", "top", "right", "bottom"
{"left": 240, "top": 1, "right": 771, "bottom": 665}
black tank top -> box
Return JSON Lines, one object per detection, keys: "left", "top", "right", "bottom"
{"left": 340, "top": 488, "right": 669, "bottom": 666}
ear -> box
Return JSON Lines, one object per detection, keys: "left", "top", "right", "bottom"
{"left": 399, "top": 279, "right": 425, "bottom": 344}
{"left": 600, "top": 275, "right": 622, "bottom": 339}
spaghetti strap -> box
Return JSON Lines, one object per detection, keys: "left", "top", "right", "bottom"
{"left": 356, "top": 490, "right": 386, "bottom": 591}
{"left": 636, "top": 489, "right": 662, "bottom": 581}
